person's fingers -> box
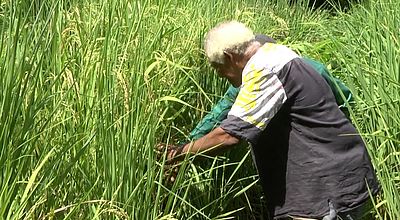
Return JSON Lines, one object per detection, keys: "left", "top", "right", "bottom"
{"left": 156, "top": 143, "right": 177, "bottom": 152}
{"left": 167, "top": 148, "right": 178, "bottom": 161}
{"left": 155, "top": 143, "right": 175, "bottom": 161}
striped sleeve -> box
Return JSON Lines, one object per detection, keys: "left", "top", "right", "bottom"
{"left": 220, "top": 43, "right": 298, "bottom": 144}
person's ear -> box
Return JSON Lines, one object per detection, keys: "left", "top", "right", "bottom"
{"left": 223, "top": 50, "right": 235, "bottom": 65}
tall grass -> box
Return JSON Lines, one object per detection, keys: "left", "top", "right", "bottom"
{"left": 0, "top": 0, "right": 398, "bottom": 219}
{"left": 328, "top": 0, "right": 400, "bottom": 218}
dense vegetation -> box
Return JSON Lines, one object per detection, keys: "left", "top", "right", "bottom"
{"left": 0, "top": 0, "right": 398, "bottom": 219}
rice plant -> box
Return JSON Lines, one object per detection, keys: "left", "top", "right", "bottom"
{"left": 327, "top": 0, "right": 400, "bottom": 218}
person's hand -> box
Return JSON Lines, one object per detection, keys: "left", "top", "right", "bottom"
{"left": 155, "top": 142, "right": 186, "bottom": 184}
{"left": 156, "top": 143, "right": 185, "bottom": 162}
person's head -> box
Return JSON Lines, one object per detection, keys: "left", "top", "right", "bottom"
{"left": 204, "top": 21, "right": 261, "bottom": 87}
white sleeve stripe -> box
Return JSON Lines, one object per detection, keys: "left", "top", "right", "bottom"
{"left": 229, "top": 74, "right": 287, "bottom": 129}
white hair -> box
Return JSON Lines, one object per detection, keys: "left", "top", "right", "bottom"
{"left": 204, "top": 21, "right": 255, "bottom": 64}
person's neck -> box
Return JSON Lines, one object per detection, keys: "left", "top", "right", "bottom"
{"left": 245, "top": 41, "right": 261, "bottom": 60}
{"left": 238, "top": 42, "right": 261, "bottom": 69}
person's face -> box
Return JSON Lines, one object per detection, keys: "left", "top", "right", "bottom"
{"left": 210, "top": 54, "right": 243, "bottom": 87}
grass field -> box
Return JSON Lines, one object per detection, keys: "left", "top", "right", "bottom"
{"left": 0, "top": 0, "right": 399, "bottom": 219}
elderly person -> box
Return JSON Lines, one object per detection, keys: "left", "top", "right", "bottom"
{"left": 186, "top": 35, "right": 353, "bottom": 141}
{"left": 167, "top": 21, "right": 379, "bottom": 220}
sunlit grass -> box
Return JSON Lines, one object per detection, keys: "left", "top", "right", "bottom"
{"left": 327, "top": 0, "right": 400, "bottom": 219}
{"left": 0, "top": 0, "right": 398, "bottom": 219}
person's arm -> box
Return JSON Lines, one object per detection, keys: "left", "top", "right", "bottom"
{"left": 171, "top": 45, "right": 292, "bottom": 161}
{"left": 169, "top": 127, "right": 239, "bottom": 160}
